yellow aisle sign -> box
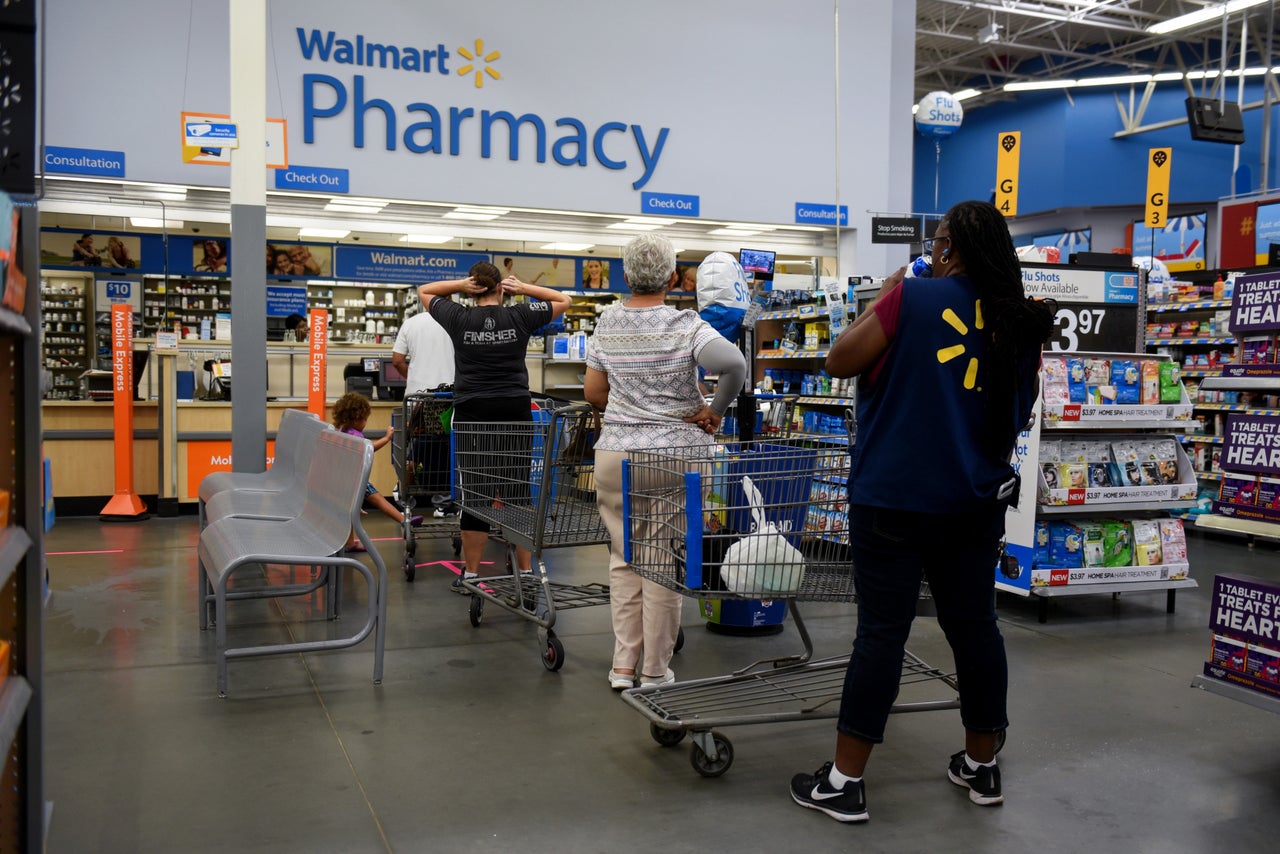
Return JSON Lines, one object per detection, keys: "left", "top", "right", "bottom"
{"left": 1144, "top": 148, "right": 1172, "bottom": 228}
{"left": 994, "top": 132, "right": 1021, "bottom": 217}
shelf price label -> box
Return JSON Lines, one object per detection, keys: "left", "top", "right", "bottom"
{"left": 1048, "top": 304, "right": 1138, "bottom": 352}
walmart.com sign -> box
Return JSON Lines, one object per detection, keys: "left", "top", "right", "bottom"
{"left": 297, "top": 28, "right": 670, "bottom": 190}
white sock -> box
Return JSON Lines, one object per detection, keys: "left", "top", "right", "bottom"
{"left": 827, "top": 764, "right": 862, "bottom": 787}
{"left": 965, "top": 754, "right": 996, "bottom": 770}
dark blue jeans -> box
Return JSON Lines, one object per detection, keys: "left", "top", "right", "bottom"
{"left": 838, "top": 503, "right": 1009, "bottom": 743}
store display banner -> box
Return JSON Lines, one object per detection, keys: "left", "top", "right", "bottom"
{"left": 870, "top": 216, "right": 918, "bottom": 243}
{"left": 275, "top": 164, "right": 349, "bottom": 193}
{"left": 1227, "top": 271, "right": 1280, "bottom": 334}
{"left": 266, "top": 285, "right": 308, "bottom": 317}
{"left": 1210, "top": 574, "right": 1280, "bottom": 648}
{"left": 796, "top": 203, "right": 849, "bottom": 227}
{"left": 43, "top": 145, "right": 126, "bottom": 178}
{"left": 640, "top": 192, "right": 699, "bottom": 218}
{"left": 333, "top": 245, "right": 490, "bottom": 284}
{"left": 1220, "top": 415, "right": 1280, "bottom": 478}
{"left": 1143, "top": 148, "right": 1172, "bottom": 229}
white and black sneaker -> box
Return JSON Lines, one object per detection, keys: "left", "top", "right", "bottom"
{"left": 790, "top": 762, "right": 869, "bottom": 823}
{"left": 947, "top": 750, "right": 1003, "bottom": 806}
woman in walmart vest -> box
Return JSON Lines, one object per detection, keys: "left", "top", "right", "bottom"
{"left": 790, "top": 200, "right": 1055, "bottom": 822}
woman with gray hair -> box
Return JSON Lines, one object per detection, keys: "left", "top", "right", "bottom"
{"left": 585, "top": 234, "right": 747, "bottom": 689}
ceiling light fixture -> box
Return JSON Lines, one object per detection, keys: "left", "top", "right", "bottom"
{"left": 324, "top": 201, "right": 385, "bottom": 215}
{"left": 1004, "top": 79, "right": 1078, "bottom": 92}
{"left": 540, "top": 242, "right": 594, "bottom": 251}
{"left": 708, "top": 227, "right": 761, "bottom": 237}
{"left": 1148, "top": 0, "right": 1268, "bottom": 35}
{"left": 442, "top": 211, "right": 502, "bottom": 221}
{"left": 298, "top": 227, "right": 350, "bottom": 239}
{"left": 1075, "top": 73, "right": 1156, "bottom": 87}
{"left": 953, "top": 89, "right": 982, "bottom": 101}
{"left": 399, "top": 234, "right": 455, "bottom": 244}
{"left": 129, "top": 217, "right": 184, "bottom": 229}
{"left": 605, "top": 222, "right": 665, "bottom": 231}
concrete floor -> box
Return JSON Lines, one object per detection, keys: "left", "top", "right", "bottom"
{"left": 41, "top": 514, "right": 1280, "bottom": 853}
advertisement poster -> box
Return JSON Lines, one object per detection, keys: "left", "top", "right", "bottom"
{"left": 192, "top": 239, "right": 229, "bottom": 274}
{"left": 43, "top": 231, "right": 141, "bottom": 269}
{"left": 497, "top": 253, "right": 574, "bottom": 288}
{"left": 1254, "top": 200, "right": 1280, "bottom": 265}
{"left": 332, "top": 246, "right": 490, "bottom": 285}
{"left": 1130, "top": 212, "right": 1206, "bottom": 272}
{"left": 267, "top": 242, "right": 332, "bottom": 277}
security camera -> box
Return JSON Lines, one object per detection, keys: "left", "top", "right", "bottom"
{"left": 192, "top": 226, "right": 200, "bottom": 233}
{"left": 352, "top": 235, "right": 360, "bottom": 241}
{"left": 466, "top": 242, "right": 475, "bottom": 247}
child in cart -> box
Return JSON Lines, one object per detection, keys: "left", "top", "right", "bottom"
{"left": 332, "top": 392, "right": 422, "bottom": 552}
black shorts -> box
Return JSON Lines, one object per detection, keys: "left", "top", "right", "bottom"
{"left": 454, "top": 395, "right": 533, "bottom": 533}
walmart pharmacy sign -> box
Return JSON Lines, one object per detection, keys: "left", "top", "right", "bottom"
{"left": 297, "top": 27, "right": 670, "bottom": 190}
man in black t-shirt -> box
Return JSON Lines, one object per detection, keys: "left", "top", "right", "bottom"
{"left": 419, "top": 262, "right": 571, "bottom": 580}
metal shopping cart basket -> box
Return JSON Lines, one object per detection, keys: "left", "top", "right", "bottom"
{"left": 450, "top": 400, "right": 611, "bottom": 671}
{"left": 715, "top": 393, "right": 797, "bottom": 442}
{"left": 619, "top": 438, "right": 964, "bottom": 777}
{"left": 391, "top": 390, "right": 461, "bottom": 581}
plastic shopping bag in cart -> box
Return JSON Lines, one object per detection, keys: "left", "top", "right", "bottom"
{"left": 719, "top": 475, "right": 805, "bottom": 594}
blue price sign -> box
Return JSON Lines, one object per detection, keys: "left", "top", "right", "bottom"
{"left": 105, "top": 281, "right": 132, "bottom": 299}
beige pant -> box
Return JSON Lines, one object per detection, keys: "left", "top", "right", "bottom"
{"left": 595, "top": 449, "right": 683, "bottom": 678}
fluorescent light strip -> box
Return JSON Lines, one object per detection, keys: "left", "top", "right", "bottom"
{"left": 708, "top": 228, "right": 761, "bottom": 237}
{"left": 442, "top": 211, "right": 502, "bottom": 221}
{"left": 1148, "top": 0, "right": 1268, "bottom": 36}
{"left": 1005, "top": 79, "right": 1077, "bottom": 92}
{"left": 298, "top": 227, "right": 350, "bottom": 239}
{"left": 453, "top": 206, "right": 510, "bottom": 215}
{"left": 1076, "top": 73, "right": 1155, "bottom": 87}
{"left": 399, "top": 234, "right": 455, "bottom": 244}
{"left": 953, "top": 89, "right": 981, "bottom": 101}
{"left": 605, "top": 222, "right": 665, "bottom": 231}
{"left": 130, "top": 217, "right": 184, "bottom": 229}
{"left": 540, "top": 242, "right": 594, "bottom": 251}
{"left": 324, "top": 201, "right": 385, "bottom": 214}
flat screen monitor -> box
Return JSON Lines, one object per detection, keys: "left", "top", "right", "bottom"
{"left": 1186, "top": 96, "right": 1245, "bottom": 145}
{"left": 379, "top": 358, "right": 406, "bottom": 388}
{"left": 739, "top": 248, "right": 776, "bottom": 280}
{"left": 362, "top": 357, "right": 380, "bottom": 373}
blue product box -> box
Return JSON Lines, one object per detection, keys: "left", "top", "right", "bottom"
{"left": 1049, "top": 522, "right": 1084, "bottom": 568}
{"left": 1110, "top": 360, "right": 1140, "bottom": 404}
{"left": 1033, "top": 520, "right": 1050, "bottom": 567}
{"left": 1067, "top": 358, "right": 1086, "bottom": 403}
{"left": 699, "top": 597, "right": 788, "bottom": 627}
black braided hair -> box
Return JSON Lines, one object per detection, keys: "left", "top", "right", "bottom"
{"left": 468, "top": 260, "right": 501, "bottom": 296}
{"left": 944, "top": 200, "right": 1056, "bottom": 458}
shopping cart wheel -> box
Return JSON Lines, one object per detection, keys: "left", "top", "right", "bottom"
{"left": 674, "top": 627, "right": 685, "bottom": 653}
{"left": 689, "top": 733, "right": 734, "bottom": 778}
{"left": 403, "top": 553, "right": 416, "bottom": 583}
{"left": 541, "top": 632, "right": 566, "bottom": 672}
{"left": 650, "top": 724, "right": 686, "bottom": 748}
{"left": 468, "top": 595, "right": 484, "bottom": 627}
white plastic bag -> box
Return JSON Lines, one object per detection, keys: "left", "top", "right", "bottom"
{"left": 719, "top": 475, "right": 806, "bottom": 594}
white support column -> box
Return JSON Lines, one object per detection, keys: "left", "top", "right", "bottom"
{"left": 229, "top": 0, "right": 268, "bottom": 472}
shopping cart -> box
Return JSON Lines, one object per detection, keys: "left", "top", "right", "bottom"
{"left": 391, "top": 390, "right": 461, "bottom": 581}
{"left": 619, "top": 439, "right": 965, "bottom": 777}
{"left": 450, "top": 400, "right": 611, "bottom": 671}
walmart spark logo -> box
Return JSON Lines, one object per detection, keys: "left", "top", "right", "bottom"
{"left": 936, "top": 300, "right": 984, "bottom": 391}
{"left": 457, "top": 38, "right": 501, "bottom": 88}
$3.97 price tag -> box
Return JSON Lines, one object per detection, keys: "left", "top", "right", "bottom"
{"left": 1048, "top": 303, "right": 1138, "bottom": 353}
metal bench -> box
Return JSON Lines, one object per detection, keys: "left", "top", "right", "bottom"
{"left": 197, "top": 429, "right": 388, "bottom": 697}
{"left": 197, "top": 408, "right": 327, "bottom": 528}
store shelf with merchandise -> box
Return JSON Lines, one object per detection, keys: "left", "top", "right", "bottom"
{"left": 306, "top": 282, "right": 410, "bottom": 343}
{"left": 1, "top": 202, "right": 48, "bottom": 851}
{"left": 1005, "top": 351, "right": 1201, "bottom": 622}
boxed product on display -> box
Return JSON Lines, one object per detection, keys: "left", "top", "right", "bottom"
{"left": 1037, "top": 435, "right": 1195, "bottom": 506}
{"left": 1209, "top": 633, "right": 1250, "bottom": 672}
{"left": 1132, "top": 519, "right": 1162, "bottom": 566}
{"left": 1039, "top": 354, "right": 1193, "bottom": 424}
{"left": 1218, "top": 474, "right": 1258, "bottom": 506}
{"left": 1240, "top": 335, "right": 1275, "bottom": 365}
{"left": 1027, "top": 517, "right": 1188, "bottom": 588}
{"left": 1256, "top": 477, "right": 1280, "bottom": 510}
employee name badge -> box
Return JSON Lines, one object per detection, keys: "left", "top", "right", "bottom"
{"left": 822, "top": 280, "right": 849, "bottom": 336}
